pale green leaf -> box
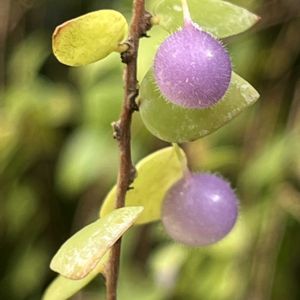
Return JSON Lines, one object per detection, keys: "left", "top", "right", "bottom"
{"left": 139, "top": 69, "right": 260, "bottom": 143}
{"left": 52, "top": 10, "right": 128, "bottom": 66}
{"left": 50, "top": 207, "right": 143, "bottom": 279}
{"left": 147, "top": 0, "right": 259, "bottom": 38}
{"left": 100, "top": 146, "right": 187, "bottom": 224}
{"left": 43, "top": 253, "right": 109, "bottom": 300}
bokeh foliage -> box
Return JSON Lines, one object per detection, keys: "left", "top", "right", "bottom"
{"left": 0, "top": 0, "right": 300, "bottom": 300}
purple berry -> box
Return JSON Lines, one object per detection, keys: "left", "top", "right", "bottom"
{"left": 162, "top": 172, "right": 238, "bottom": 246}
{"left": 154, "top": 23, "right": 232, "bottom": 108}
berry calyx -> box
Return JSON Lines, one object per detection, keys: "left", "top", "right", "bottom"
{"left": 162, "top": 172, "right": 238, "bottom": 246}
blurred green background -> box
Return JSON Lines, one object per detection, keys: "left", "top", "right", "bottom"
{"left": 0, "top": 0, "right": 300, "bottom": 299}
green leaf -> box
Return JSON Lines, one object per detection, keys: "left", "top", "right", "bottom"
{"left": 50, "top": 207, "right": 143, "bottom": 279}
{"left": 147, "top": 0, "right": 259, "bottom": 38}
{"left": 43, "top": 253, "right": 109, "bottom": 300}
{"left": 139, "top": 69, "right": 260, "bottom": 143}
{"left": 52, "top": 10, "right": 128, "bottom": 66}
{"left": 239, "top": 133, "right": 298, "bottom": 190}
{"left": 138, "top": 25, "right": 169, "bottom": 81}
{"left": 56, "top": 128, "right": 118, "bottom": 195}
{"left": 8, "top": 33, "right": 49, "bottom": 84}
{"left": 100, "top": 146, "right": 187, "bottom": 224}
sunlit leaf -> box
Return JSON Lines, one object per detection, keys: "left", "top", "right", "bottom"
{"left": 53, "top": 10, "right": 128, "bottom": 66}
{"left": 100, "top": 146, "right": 187, "bottom": 224}
{"left": 147, "top": 0, "right": 259, "bottom": 38}
{"left": 139, "top": 69, "right": 259, "bottom": 143}
{"left": 50, "top": 207, "right": 143, "bottom": 279}
{"left": 43, "top": 253, "right": 109, "bottom": 300}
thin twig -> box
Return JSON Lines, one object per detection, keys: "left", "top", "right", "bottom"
{"left": 106, "top": 1, "right": 152, "bottom": 300}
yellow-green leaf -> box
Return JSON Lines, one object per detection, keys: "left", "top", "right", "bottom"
{"left": 52, "top": 10, "right": 128, "bottom": 66}
{"left": 148, "top": 0, "right": 259, "bottom": 38}
{"left": 50, "top": 207, "right": 143, "bottom": 279}
{"left": 100, "top": 146, "right": 187, "bottom": 224}
{"left": 43, "top": 253, "right": 109, "bottom": 300}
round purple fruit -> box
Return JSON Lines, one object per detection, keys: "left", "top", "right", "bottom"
{"left": 154, "top": 22, "right": 232, "bottom": 108}
{"left": 162, "top": 172, "right": 238, "bottom": 246}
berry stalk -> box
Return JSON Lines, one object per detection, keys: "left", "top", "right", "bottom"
{"left": 181, "top": 0, "right": 192, "bottom": 25}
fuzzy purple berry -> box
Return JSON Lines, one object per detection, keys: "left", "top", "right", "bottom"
{"left": 154, "top": 23, "right": 232, "bottom": 108}
{"left": 162, "top": 172, "right": 238, "bottom": 246}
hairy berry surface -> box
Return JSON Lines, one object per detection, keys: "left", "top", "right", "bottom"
{"left": 154, "top": 23, "right": 232, "bottom": 108}
{"left": 162, "top": 173, "right": 238, "bottom": 246}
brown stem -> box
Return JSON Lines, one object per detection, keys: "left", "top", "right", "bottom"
{"left": 106, "top": 1, "right": 152, "bottom": 300}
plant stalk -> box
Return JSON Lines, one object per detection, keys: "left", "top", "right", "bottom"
{"left": 106, "top": 1, "right": 152, "bottom": 300}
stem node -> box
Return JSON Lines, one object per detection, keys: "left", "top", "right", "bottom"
{"left": 112, "top": 121, "right": 121, "bottom": 140}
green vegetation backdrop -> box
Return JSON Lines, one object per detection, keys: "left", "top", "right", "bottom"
{"left": 0, "top": 0, "right": 299, "bottom": 299}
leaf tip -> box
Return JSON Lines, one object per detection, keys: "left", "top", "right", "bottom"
{"left": 49, "top": 256, "right": 59, "bottom": 275}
